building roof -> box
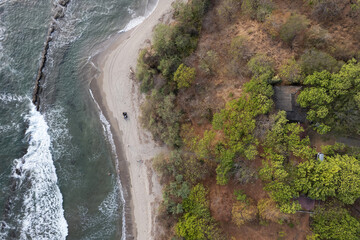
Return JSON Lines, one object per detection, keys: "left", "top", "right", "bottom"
{"left": 297, "top": 196, "right": 315, "bottom": 211}
{"left": 273, "top": 86, "right": 307, "bottom": 122}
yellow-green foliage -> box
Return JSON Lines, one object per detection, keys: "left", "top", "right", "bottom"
{"left": 176, "top": 184, "right": 223, "bottom": 240}
{"left": 297, "top": 59, "right": 360, "bottom": 135}
{"left": 260, "top": 111, "right": 313, "bottom": 213}
{"left": 279, "top": 57, "right": 302, "bottom": 84}
{"left": 174, "top": 63, "right": 196, "bottom": 88}
{"left": 232, "top": 199, "right": 258, "bottom": 227}
{"left": 312, "top": 204, "right": 360, "bottom": 240}
{"left": 257, "top": 198, "right": 290, "bottom": 223}
{"left": 295, "top": 154, "right": 360, "bottom": 204}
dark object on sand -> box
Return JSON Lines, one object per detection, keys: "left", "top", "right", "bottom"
{"left": 123, "top": 112, "right": 128, "bottom": 119}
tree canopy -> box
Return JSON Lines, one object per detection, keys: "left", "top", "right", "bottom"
{"left": 297, "top": 59, "right": 360, "bottom": 135}
{"left": 295, "top": 154, "right": 360, "bottom": 204}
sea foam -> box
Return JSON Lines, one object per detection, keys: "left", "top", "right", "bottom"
{"left": 12, "top": 102, "right": 68, "bottom": 240}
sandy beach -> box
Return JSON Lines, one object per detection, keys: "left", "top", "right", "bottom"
{"left": 91, "top": 0, "right": 175, "bottom": 239}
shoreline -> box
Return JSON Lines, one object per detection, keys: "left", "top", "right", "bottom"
{"left": 90, "top": 0, "right": 175, "bottom": 239}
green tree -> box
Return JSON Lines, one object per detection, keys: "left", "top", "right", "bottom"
{"left": 176, "top": 184, "right": 223, "bottom": 240}
{"left": 300, "top": 49, "right": 340, "bottom": 76}
{"left": 312, "top": 205, "right": 360, "bottom": 240}
{"left": 174, "top": 64, "right": 196, "bottom": 88}
{"left": 279, "top": 14, "right": 309, "bottom": 45}
{"left": 260, "top": 111, "right": 313, "bottom": 213}
{"left": 241, "top": 0, "right": 274, "bottom": 22}
{"left": 279, "top": 57, "right": 303, "bottom": 84}
{"left": 297, "top": 59, "right": 360, "bottom": 135}
{"left": 140, "top": 90, "right": 182, "bottom": 147}
{"left": 296, "top": 154, "right": 360, "bottom": 204}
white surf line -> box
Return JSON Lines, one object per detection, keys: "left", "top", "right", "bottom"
{"left": 89, "top": 89, "right": 127, "bottom": 240}
{"left": 13, "top": 101, "right": 68, "bottom": 240}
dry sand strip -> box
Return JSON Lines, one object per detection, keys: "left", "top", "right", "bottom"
{"left": 93, "top": 0, "right": 176, "bottom": 239}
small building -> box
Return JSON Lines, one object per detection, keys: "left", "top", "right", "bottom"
{"left": 273, "top": 86, "right": 307, "bottom": 122}
{"left": 297, "top": 196, "right": 315, "bottom": 211}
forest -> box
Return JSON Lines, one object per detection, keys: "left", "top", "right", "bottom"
{"left": 136, "top": 0, "right": 360, "bottom": 239}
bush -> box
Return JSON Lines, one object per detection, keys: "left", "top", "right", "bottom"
{"left": 136, "top": 49, "right": 157, "bottom": 92}
{"left": 231, "top": 199, "right": 258, "bottom": 227}
{"left": 158, "top": 56, "right": 182, "bottom": 80}
{"left": 199, "top": 50, "right": 218, "bottom": 75}
{"left": 176, "top": 184, "right": 223, "bottom": 240}
{"left": 312, "top": 0, "right": 344, "bottom": 22}
{"left": 300, "top": 49, "right": 340, "bottom": 75}
{"left": 174, "top": 64, "right": 196, "bottom": 88}
{"left": 304, "top": 25, "right": 331, "bottom": 49}
{"left": 312, "top": 205, "right": 360, "bottom": 240}
{"left": 257, "top": 198, "right": 290, "bottom": 223}
{"left": 217, "top": 0, "right": 242, "bottom": 23}
{"left": 233, "top": 161, "right": 258, "bottom": 184}
{"left": 279, "top": 14, "right": 309, "bottom": 45}
{"left": 163, "top": 175, "right": 190, "bottom": 215}
{"left": 247, "top": 53, "right": 275, "bottom": 80}
{"left": 241, "top": 0, "right": 274, "bottom": 22}
{"left": 279, "top": 57, "right": 303, "bottom": 84}
{"left": 140, "top": 90, "right": 182, "bottom": 147}
{"left": 234, "top": 189, "right": 248, "bottom": 202}
{"left": 173, "top": 0, "right": 208, "bottom": 32}
{"left": 227, "top": 36, "right": 253, "bottom": 77}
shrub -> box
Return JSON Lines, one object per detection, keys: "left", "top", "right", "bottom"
{"left": 304, "top": 25, "right": 331, "bottom": 49}
{"left": 140, "top": 90, "right": 182, "bottom": 147}
{"left": 234, "top": 189, "right": 248, "bottom": 202}
{"left": 136, "top": 49, "right": 157, "bottom": 92}
{"left": 217, "top": 0, "right": 242, "bottom": 23}
{"left": 173, "top": 0, "right": 208, "bottom": 32}
{"left": 230, "top": 36, "right": 253, "bottom": 63}
{"left": 279, "top": 14, "right": 309, "bottom": 45}
{"left": 163, "top": 175, "right": 190, "bottom": 215}
{"left": 232, "top": 199, "right": 258, "bottom": 227}
{"left": 199, "top": 50, "right": 218, "bottom": 75}
{"left": 300, "top": 49, "right": 340, "bottom": 75}
{"left": 247, "top": 53, "right": 275, "bottom": 80}
{"left": 233, "top": 161, "right": 258, "bottom": 184}
{"left": 257, "top": 198, "right": 290, "bottom": 223}
{"left": 158, "top": 56, "right": 182, "bottom": 80}
{"left": 312, "top": 0, "right": 344, "bottom": 22}
{"left": 215, "top": 149, "right": 235, "bottom": 185}
{"left": 311, "top": 205, "right": 360, "bottom": 240}
{"left": 264, "top": 15, "right": 282, "bottom": 38}
{"left": 153, "top": 24, "right": 177, "bottom": 58}
{"left": 176, "top": 184, "right": 223, "bottom": 240}
{"left": 227, "top": 36, "right": 253, "bottom": 77}
{"left": 173, "top": 64, "right": 196, "bottom": 88}
{"left": 279, "top": 57, "right": 302, "bottom": 84}
{"left": 241, "top": 0, "right": 274, "bottom": 22}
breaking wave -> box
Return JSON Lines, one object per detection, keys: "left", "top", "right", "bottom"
{"left": 11, "top": 102, "right": 68, "bottom": 239}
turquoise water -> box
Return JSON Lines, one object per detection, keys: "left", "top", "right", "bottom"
{"left": 0, "top": 0, "right": 153, "bottom": 239}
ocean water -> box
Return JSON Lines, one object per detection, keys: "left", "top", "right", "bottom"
{"left": 0, "top": 0, "right": 155, "bottom": 239}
